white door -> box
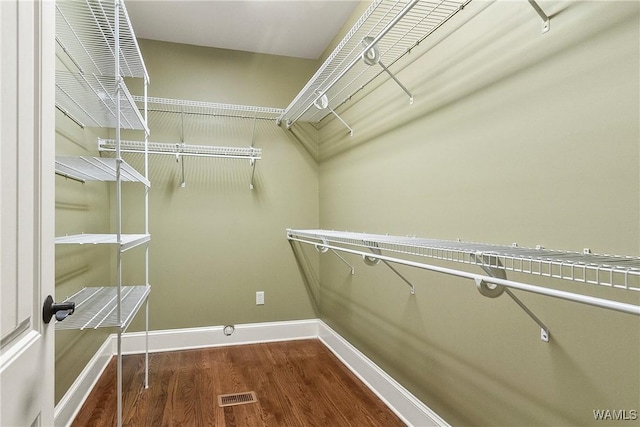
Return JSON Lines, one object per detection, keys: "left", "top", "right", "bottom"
{"left": 1, "top": 1, "right": 55, "bottom": 426}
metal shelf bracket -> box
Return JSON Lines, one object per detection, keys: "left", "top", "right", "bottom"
{"left": 366, "top": 247, "right": 415, "bottom": 295}
{"left": 311, "top": 92, "right": 353, "bottom": 136}
{"left": 473, "top": 253, "right": 550, "bottom": 343}
{"left": 315, "top": 240, "right": 355, "bottom": 274}
{"left": 527, "top": 0, "right": 550, "bottom": 34}
{"left": 362, "top": 37, "right": 414, "bottom": 104}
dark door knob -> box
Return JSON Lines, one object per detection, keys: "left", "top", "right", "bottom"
{"left": 43, "top": 295, "right": 75, "bottom": 323}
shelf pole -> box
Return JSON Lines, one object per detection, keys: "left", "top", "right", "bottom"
{"left": 115, "top": 2, "right": 123, "bottom": 426}
{"left": 144, "top": 76, "right": 150, "bottom": 389}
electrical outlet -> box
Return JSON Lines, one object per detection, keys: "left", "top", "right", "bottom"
{"left": 256, "top": 291, "right": 264, "bottom": 305}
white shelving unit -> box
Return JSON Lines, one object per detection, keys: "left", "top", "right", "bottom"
{"left": 55, "top": 286, "right": 151, "bottom": 331}
{"left": 287, "top": 229, "right": 640, "bottom": 341}
{"left": 135, "top": 95, "right": 284, "bottom": 121}
{"left": 55, "top": 1, "right": 150, "bottom": 426}
{"left": 55, "top": 156, "right": 151, "bottom": 185}
{"left": 97, "top": 138, "right": 262, "bottom": 161}
{"left": 106, "top": 96, "right": 278, "bottom": 189}
{"left": 280, "top": 0, "right": 550, "bottom": 134}
{"left": 280, "top": 0, "right": 471, "bottom": 132}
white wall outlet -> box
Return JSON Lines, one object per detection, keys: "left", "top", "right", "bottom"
{"left": 256, "top": 291, "right": 264, "bottom": 305}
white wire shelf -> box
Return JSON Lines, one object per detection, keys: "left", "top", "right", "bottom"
{"left": 56, "top": 70, "right": 148, "bottom": 131}
{"left": 55, "top": 285, "right": 150, "bottom": 331}
{"left": 287, "top": 229, "right": 640, "bottom": 291}
{"left": 55, "top": 0, "right": 148, "bottom": 80}
{"left": 97, "top": 138, "right": 262, "bottom": 160}
{"left": 55, "top": 156, "right": 150, "bottom": 187}
{"left": 133, "top": 96, "right": 285, "bottom": 121}
{"left": 280, "top": 0, "right": 470, "bottom": 126}
{"left": 55, "top": 234, "right": 150, "bottom": 252}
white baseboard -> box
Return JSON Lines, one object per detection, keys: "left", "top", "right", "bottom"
{"left": 317, "top": 321, "right": 449, "bottom": 427}
{"left": 54, "top": 319, "right": 448, "bottom": 427}
{"left": 119, "top": 318, "right": 320, "bottom": 354}
{"left": 53, "top": 335, "right": 114, "bottom": 427}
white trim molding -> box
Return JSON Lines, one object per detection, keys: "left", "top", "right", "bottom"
{"left": 317, "top": 321, "right": 449, "bottom": 427}
{"left": 54, "top": 336, "right": 114, "bottom": 427}
{"left": 54, "top": 319, "right": 448, "bottom": 427}
{"left": 120, "top": 319, "right": 320, "bottom": 354}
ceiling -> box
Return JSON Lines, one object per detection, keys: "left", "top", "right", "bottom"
{"left": 125, "top": 1, "right": 362, "bottom": 60}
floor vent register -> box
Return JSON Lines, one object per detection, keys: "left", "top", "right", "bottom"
{"left": 218, "top": 391, "right": 258, "bottom": 407}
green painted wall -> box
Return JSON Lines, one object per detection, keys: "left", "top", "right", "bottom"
{"left": 314, "top": 1, "right": 640, "bottom": 426}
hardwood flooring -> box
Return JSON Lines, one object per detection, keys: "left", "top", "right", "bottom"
{"left": 71, "top": 339, "right": 406, "bottom": 426}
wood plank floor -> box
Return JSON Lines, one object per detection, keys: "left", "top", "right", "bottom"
{"left": 72, "top": 339, "right": 406, "bottom": 426}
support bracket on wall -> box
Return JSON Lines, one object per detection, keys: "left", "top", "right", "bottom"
{"left": 311, "top": 92, "right": 353, "bottom": 136}
{"left": 332, "top": 249, "right": 356, "bottom": 275}
{"left": 361, "top": 37, "right": 414, "bottom": 104}
{"left": 527, "top": 0, "right": 551, "bottom": 34}
{"left": 316, "top": 239, "right": 355, "bottom": 275}
{"left": 472, "top": 253, "right": 550, "bottom": 342}
{"left": 365, "top": 246, "right": 415, "bottom": 295}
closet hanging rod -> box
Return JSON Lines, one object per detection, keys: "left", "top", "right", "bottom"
{"left": 288, "top": 230, "right": 640, "bottom": 290}
{"left": 287, "top": 231, "right": 640, "bottom": 316}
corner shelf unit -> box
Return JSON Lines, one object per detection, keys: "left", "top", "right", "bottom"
{"left": 280, "top": 0, "right": 472, "bottom": 130}
{"left": 280, "top": 0, "right": 551, "bottom": 135}
{"left": 54, "top": 1, "right": 150, "bottom": 426}
{"left": 287, "top": 229, "right": 640, "bottom": 341}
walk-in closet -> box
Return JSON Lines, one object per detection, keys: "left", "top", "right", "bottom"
{"left": 1, "top": 0, "right": 638, "bottom": 426}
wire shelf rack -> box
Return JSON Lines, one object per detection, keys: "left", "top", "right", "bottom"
{"left": 55, "top": 156, "right": 150, "bottom": 186}
{"left": 280, "top": 0, "right": 470, "bottom": 126}
{"left": 133, "top": 96, "right": 285, "bottom": 121}
{"left": 55, "top": 0, "right": 147, "bottom": 79}
{"left": 55, "top": 285, "right": 150, "bottom": 331}
{"left": 55, "top": 70, "right": 148, "bottom": 131}
{"left": 98, "top": 138, "right": 262, "bottom": 160}
{"left": 55, "top": 233, "right": 150, "bottom": 252}
{"left": 287, "top": 229, "right": 640, "bottom": 291}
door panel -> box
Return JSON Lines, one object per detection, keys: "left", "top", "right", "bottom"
{"left": 0, "top": 0, "right": 55, "bottom": 426}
